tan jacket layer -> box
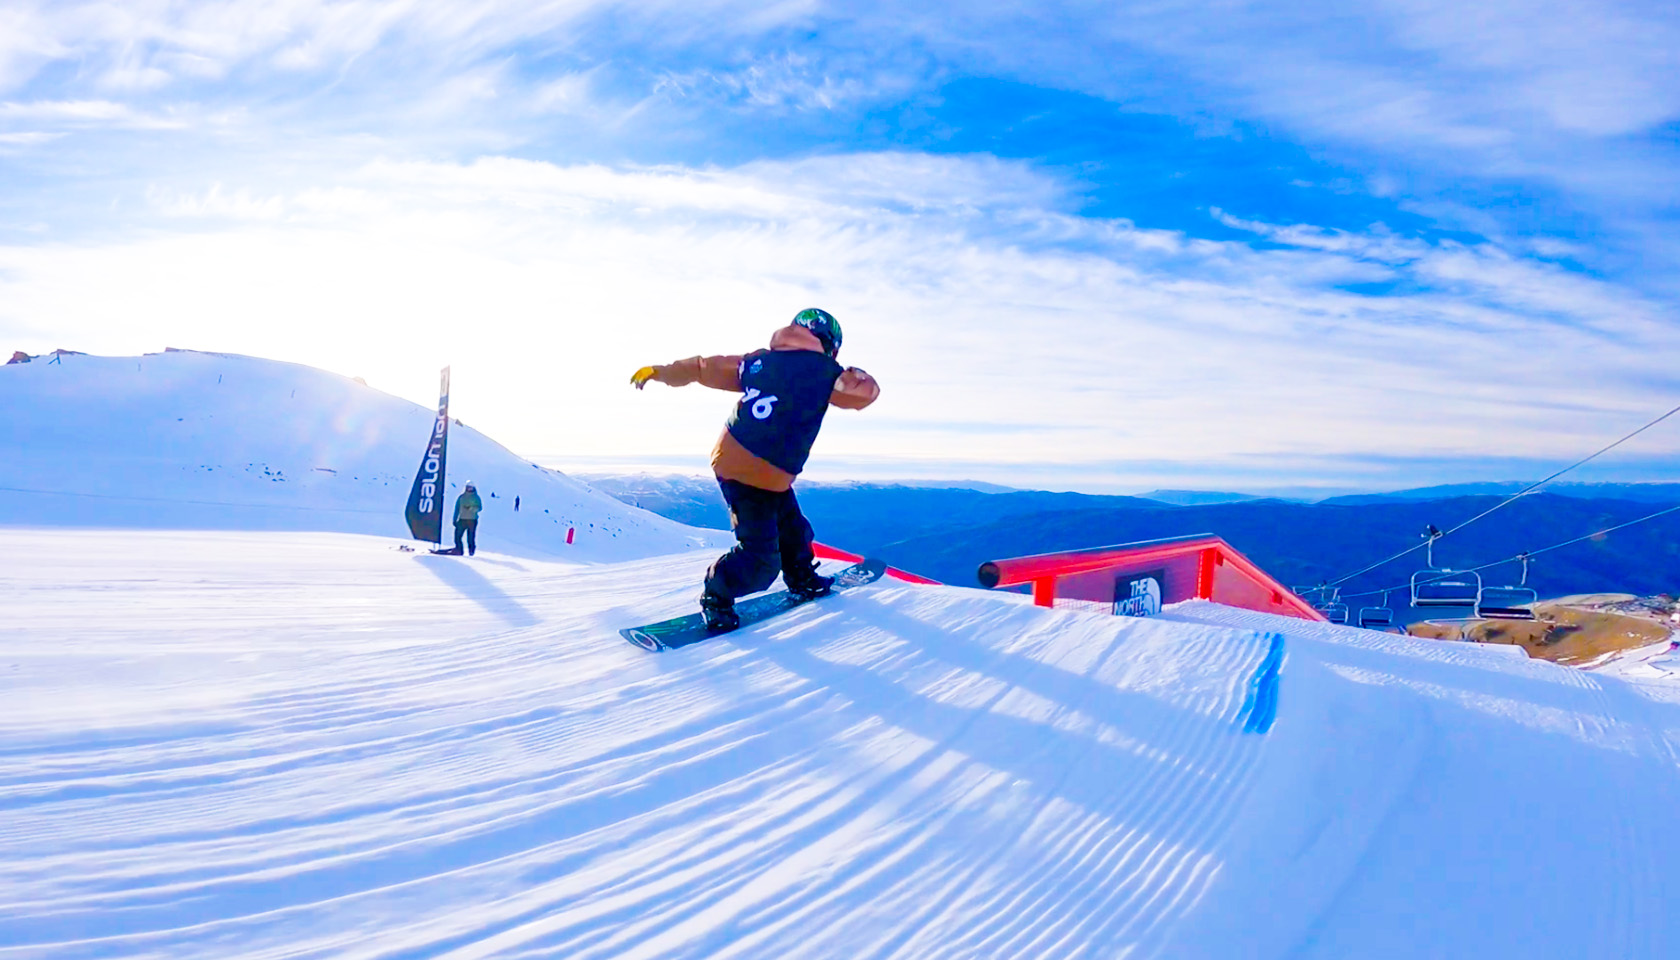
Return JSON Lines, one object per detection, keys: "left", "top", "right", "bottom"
{"left": 649, "top": 325, "right": 881, "bottom": 492}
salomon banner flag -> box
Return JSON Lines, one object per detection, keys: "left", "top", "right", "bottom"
{"left": 405, "top": 367, "right": 451, "bottom": 544}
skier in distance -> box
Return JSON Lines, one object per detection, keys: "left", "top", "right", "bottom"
{"left": 453, "top": 483, "right": 482, "bottom": 556}
{"left": 631, "top": 308, "right": 880, "bottom": 631}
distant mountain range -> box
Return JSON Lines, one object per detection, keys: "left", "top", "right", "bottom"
{"left": 578, "top": 474, "right": 1167, "bottom": 541}
{"left": 580, "top": 474, "right": 1680, "bottom": 609}
{"left": 1134, "top": 489, "right": 1264, "bottom": 506}
{"left": 1324, "top": 482, "right": 1680, "bottom": 505}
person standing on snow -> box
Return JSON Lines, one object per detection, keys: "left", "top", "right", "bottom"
{"left": 453, "top": 483, "right": 482, "bottom": 556}
{"left": 631, "top": 308, "right": 880, "bottom": 632}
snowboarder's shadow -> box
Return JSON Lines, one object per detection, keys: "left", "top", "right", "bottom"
{"left": 414, "top": 555, "right": 539, "bottom": 627}
{"left": 471, "top": 556, "right": 530, "bottom": 573}
{"left": 747, "top": 597, "right": 1245, "bottom": 815}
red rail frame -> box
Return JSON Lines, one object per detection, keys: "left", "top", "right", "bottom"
{"left": 812, "top": 542, "right": 941, "bottom": 585}
{"left": 977, "top": 533, "right": 1324, "bottom": 621}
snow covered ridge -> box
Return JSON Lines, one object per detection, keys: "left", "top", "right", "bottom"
{"left": 0, "top": 348, "right": 720, "bottom": 560}
{"left": 7, "top": 529, "right": 1680, "bottom": 957}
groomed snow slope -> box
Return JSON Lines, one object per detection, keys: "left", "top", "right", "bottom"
{"left": 0, "top": 350, "right": 719, "bottom": 561}
{"left": 6, "top": 528, "right": 1680, "bottom": 958}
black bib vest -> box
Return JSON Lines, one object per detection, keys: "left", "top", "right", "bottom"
{"left": 725, "top": 349, "right": 843, "bottom": 476}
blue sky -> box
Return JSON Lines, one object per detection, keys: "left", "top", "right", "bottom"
{"left": 3, "top": 0, "right": 1679, "bottom": 493}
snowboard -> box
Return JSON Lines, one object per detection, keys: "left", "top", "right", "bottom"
{"left": 620, "top": 558, "right": 888, "bottom": 652}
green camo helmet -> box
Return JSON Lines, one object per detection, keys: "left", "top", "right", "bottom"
{"left": 792, "top": 308, "right": 842, "bottom": 358}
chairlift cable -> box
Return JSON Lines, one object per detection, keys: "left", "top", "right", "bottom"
{"left": 1335, "top": 501, "right": 1680, "bottom": 600}
{"left": 1433, "top": 400, "right": 1680, "bottom": 540}
{"left": 1322, "top": 398, "right": 1680, "bottom": 590}
{"left": 1524, "top": 502, "right": 1680, "bottom": 560}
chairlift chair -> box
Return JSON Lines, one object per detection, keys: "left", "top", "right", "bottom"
{"left": 1357, "top": 607, "right": 1394, "bottom": 629}
{"left": 1293, "top": 583, "right": 1332, "bottom": 603}
{"left": 1410, "top": 527, "right": 1483, "bottom": 608}
{"left": 1312, "top": 586, "right": 1350, "bottom": 624}
{"left": 1477, "top": 553, "right": 1538, "bottom": 621}
{"left": 1411, "top": 569, "right": 1483, "bottom": 607}
{"left": 1357, "top": 591, "right": 1395, "bottom": 630}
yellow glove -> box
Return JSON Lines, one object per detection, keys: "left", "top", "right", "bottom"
{"left": 630, "top": 365, "right": 659, "bottom": 390}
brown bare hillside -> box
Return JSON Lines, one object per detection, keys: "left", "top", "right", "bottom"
{"left": 1407, "top": 603, "right": 1671, "bottom": 665}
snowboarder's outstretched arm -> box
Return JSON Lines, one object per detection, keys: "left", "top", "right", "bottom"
{"left": 630, "top": 355, "right": 744, "bottom": 392}
{"left": 631, "top": 356, "right": 878, "bottom": 408}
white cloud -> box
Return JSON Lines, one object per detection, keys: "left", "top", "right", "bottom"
{"left": 1, "top": 152, "right": 1674, "bottom": 488}
{"left": 0, "top": 99, "right": 130, "bottom": 122}
{"left": 8, "top": 1, "right": 1676, "bottom": 164}
{"left": 5, "top": 1, "right": 1673, "bottom": 248}
{"left": 736, "top": 1, "right": 1680, "bottom": 273}
{"left": 1003, "top": 0, "right": 1680, "bottom": 152}
{"left": 657, "top": 51, "right": 883, "bottom": 112}
{"left": 146, "top": 183, "right": 287, "bottom": 220}
{"left": 1374, "top": 0, "right": 1680, "bottom": 137}
{"left": 0, "top": 98, "right": 189, "bottom": 130}
{"left": 0, "top": 0, "right": 807, "bottom": 98}
{"left": 531, "top": 69, "right": 601, "bottom": 116}
{"left": 0, "top": 131, "right": 60, "bottom": 146}
{"left": 0, "top": 3, "right": 65, "bottom": 91}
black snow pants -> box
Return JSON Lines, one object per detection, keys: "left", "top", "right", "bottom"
{"left": 703, "top": 478, "right": 818, "bottom": 600}
{"left": 453, "top": 519, "right": 478, "bottom": 555}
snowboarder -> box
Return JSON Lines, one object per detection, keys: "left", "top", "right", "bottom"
{"left": 631, "top": 308, "right": 880, "bottom": 631}
{"left": 453, "top": 483, "right": 482, "bottom": 556}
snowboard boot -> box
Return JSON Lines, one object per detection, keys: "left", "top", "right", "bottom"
{"left": 786, "top": 570, "right": 834, "bottom": 602}
{"left": 700, "top": 589, "right": 740, "bottom": 633}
